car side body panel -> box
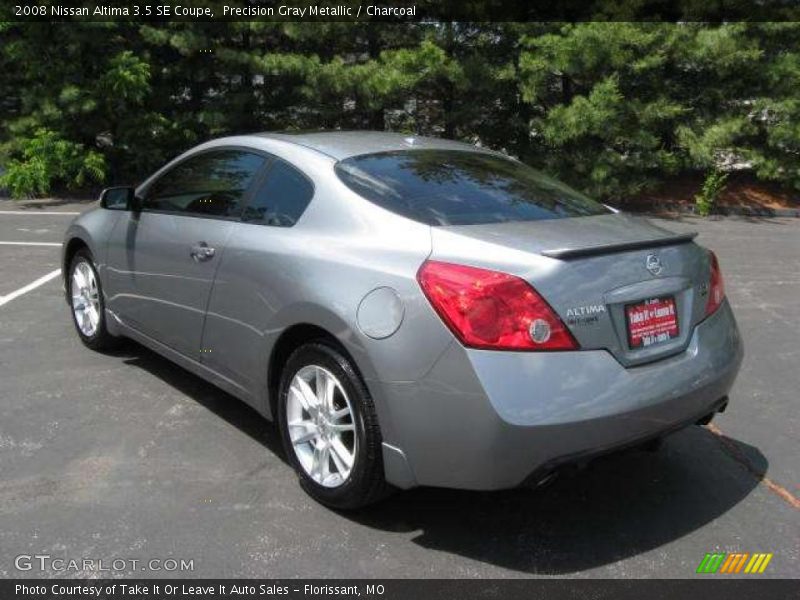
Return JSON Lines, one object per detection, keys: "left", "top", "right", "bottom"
{"left": 104, "top": 212, "right": 236, "bottom": 358}
{"left": 197, "top": 143, "right": 449, "bottom": 448}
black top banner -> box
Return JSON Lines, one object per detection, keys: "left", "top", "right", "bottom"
{"left": 7, "top": 0, "right": 800, "bottom": 22}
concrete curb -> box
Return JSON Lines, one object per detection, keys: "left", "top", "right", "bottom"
{"left": 0, "top": 198, "right": 96, "bottom": 212}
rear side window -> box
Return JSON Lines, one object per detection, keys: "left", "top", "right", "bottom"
{"left": 334, "top": 150, "right": 609, "bottom": 226}
{"left": 242, "top": 159, "right": 314, "bottom": 227}
{"left": 144, "top": 150, "right": 265, "bottom": 218}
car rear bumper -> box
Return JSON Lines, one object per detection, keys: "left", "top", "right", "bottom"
{"left": 376, "top": 299, "right": 743, "bottom": 490}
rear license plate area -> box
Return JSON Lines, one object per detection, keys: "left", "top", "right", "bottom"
{"left": 625, "top": 296, "right": 679, "bottom": 349}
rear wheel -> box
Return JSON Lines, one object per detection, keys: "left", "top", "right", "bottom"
{"left": 277, "top": 341, "right": 388, "bottom": 509}
{"left": 68, "top": 249, "right": 118, "bottom": 351}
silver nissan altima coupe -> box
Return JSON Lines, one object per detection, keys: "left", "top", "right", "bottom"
{"left": 63, "top": 131, "right": 743, "bottom": 508}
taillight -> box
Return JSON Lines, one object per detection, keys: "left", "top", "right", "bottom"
{"left": 417, "top": 260, "right": 579, "bottom": 351}
{"left": 705, "top": 251, "right": 726, "bottom": 316}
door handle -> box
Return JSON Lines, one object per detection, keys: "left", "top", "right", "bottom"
{"left": 190, "top": 242, "right": 216, "bottom": 262}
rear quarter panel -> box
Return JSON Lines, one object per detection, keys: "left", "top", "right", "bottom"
{"left": 199, "top": 149, "right": 452, "bottom": 445}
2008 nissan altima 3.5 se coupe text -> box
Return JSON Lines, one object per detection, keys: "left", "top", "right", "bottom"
{"left": 63, "top": 131, "right": 743, "bottom": 508}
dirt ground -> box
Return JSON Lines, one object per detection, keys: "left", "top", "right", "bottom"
{"left": 623, "top": 174, "right": 799, "bottom": 212}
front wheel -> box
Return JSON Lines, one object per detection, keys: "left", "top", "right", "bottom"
{"left": 277, "top": 341, "right": 388, "bottom": 509}
{"left": 68, "top": 249, "right": 118, "bottom": 351}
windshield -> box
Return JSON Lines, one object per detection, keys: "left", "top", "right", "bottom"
{"left": 334, "top": 150, "right": 609, "bottom": 226}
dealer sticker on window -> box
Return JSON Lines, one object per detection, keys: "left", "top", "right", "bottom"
{"left": 625, "top": 296, "right": 679, "bottom": 348}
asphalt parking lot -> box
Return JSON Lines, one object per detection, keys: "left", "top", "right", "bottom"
{"left": 0, "top": 201, "right": 797, "bottom": 579}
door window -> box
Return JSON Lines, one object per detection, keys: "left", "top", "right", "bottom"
{"left": 144, "top": 150, "right": 266, "bottom": 218}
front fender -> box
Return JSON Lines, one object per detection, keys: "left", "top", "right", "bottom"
{"left": 62, "top": 209, "right": 123, "bottom": 281}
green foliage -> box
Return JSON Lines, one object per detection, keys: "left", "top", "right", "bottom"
{"left": 101, "top": 51, "right": 151, "bottom": 104}
{"left": 0, "top": 129, "right": 106, "bottom": 198}
{"left": 694, "top": 170, "right": 729, "bottom": 216}
{"left": 1, "top": 22, "right": 799, "bottom": 199}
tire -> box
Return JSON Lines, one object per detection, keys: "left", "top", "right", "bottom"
{"left": 277, "top": 340, "right": 389, "bottom": 509}
{"left": 67, "top": 249, "right": 118, "bottom": 351}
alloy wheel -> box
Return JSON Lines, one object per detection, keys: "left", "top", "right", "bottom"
{"left": 71, "top": 260, "right": 101, "bottom": 337}
{"left": 286, "top": 365, "right": 357, "bottom": 488}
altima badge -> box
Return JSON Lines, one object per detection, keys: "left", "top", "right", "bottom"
{"left": 646, "top": 254, "right": 663, "bottom": 276}
{"left": 566, "top": 305, "right": 606, "bottom": 318}
{"left": 565, "top": 304, "right": 606, "bottom": 327}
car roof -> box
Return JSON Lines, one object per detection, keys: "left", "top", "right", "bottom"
{"left": 250, "top": 130, "right": 499, "bottom": 161}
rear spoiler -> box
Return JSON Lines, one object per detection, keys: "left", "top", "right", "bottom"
{"left": 541, "top": 231, "right": 698, "bottom": 260}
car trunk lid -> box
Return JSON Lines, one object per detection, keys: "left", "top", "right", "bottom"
{"left": 430, "top": 214, "right": 710, "bottom": 367}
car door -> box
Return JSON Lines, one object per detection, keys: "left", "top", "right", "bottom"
{"left": 105, "top": 148, "right": 267, "bottom": 359}
{"left": 200, "top": 156, "right": 316, "bottom": 401}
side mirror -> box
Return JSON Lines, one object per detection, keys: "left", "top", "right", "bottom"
{"left": 99, "top": 186, "right": 138, "bottom": 211}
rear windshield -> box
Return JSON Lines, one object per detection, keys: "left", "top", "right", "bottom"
{"left": 334, "top": 150, "right": 609, "bottom": 226}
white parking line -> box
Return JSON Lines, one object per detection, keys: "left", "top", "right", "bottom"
{"left": 0, "top": 210, "right": 80, "bottom": 215}
{"left": 0, "top": 241, "right": 62, "bottom": 247}
{"left": 0, "top": 269, "right": 62, "bottom": 308}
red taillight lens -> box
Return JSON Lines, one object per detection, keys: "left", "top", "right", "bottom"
{"left": 417, "top": 260, "right": 579, "bottom": 351}
{"left": 705, "top": 251, "right": 726, "bottom": 316}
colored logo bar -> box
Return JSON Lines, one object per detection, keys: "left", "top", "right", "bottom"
{"left": 696, "top": 552, "right": 773, "bottom": 574}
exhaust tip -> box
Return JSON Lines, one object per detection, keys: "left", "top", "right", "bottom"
{"left": 696, "top": 412, "right": 715, "bottom": 426}
{"left": 697, "top": 396, "right": 729, "bottom": 426}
